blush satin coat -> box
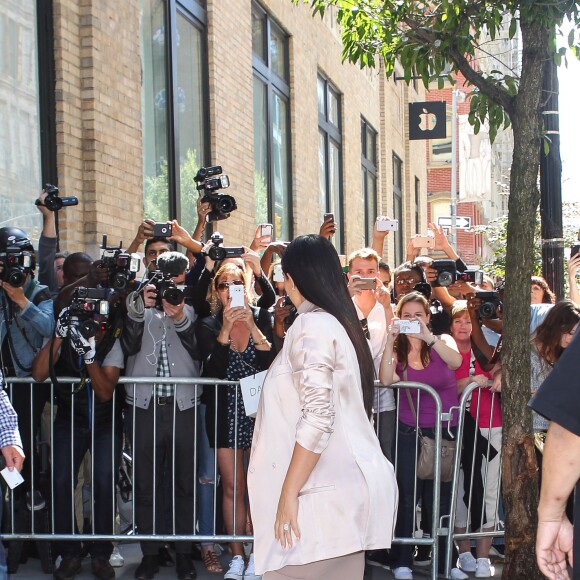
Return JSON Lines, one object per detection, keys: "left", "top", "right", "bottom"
{"left": 248, "top": 300, "right": 398, "bottom": 575}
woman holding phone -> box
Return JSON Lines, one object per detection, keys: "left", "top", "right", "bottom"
{"left": 197, "top": 263, "right": 275, "bottom": 580}
{"left": 248, "top": 235, "right": 397, "bottom": 579}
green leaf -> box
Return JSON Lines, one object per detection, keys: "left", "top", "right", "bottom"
{"left": 509, "top": 16, "right": 517, "bottom": 39}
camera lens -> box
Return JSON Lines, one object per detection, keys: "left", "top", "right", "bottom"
{"left": 161, "top": 287, "right": 183, "bottom": 306}
{"left": 78, "top": 318, "right": 100, "bottom": 339}
{"left": 217, "top": 195, "right": 236, "bottom": 214}
{"left": 479, "top": 302, "right": 496, "bottom": 319}
{"left": 208, "top": 245, "right": 227, "bottom": 261}
{"left": 438, "top": 271, "right": 454, "bottom": 287}
{"left": 7, "top": 269, "right": 26, "bottom": 287}
{"left": 112, "top": 272, "right": 129, "bottom": 291}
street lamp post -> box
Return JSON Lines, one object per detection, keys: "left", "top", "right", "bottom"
{"left": 450, "top": 89, "right": 465, "bottom": 248}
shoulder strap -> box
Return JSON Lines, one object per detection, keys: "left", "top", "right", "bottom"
{"left": 404, "top": 368, "right": 419, "bottom": 424}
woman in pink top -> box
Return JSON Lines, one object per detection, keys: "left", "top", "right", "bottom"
{"left": 450, "top": 301, "right": 502, "bottom": 578}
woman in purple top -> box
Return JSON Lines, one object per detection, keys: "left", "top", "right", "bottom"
{"left": 380, "top": 292, "right": 465, "bottom": 580}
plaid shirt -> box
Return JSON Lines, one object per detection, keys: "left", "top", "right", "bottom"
{"left": 154, "top": 337, "right": 174, "bottom": 397}
{"left": 0, "top": 373, "right": 22, "bottom": 449}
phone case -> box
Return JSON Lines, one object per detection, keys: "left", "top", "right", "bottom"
{"left": 229, "top": 285, "right": 245, "bottom": 308}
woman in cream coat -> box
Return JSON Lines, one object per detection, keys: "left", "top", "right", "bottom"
{"left": 248, "top": 235, "right": 398, "bottom": 579}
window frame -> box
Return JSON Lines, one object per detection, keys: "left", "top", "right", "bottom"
{"left": 361, "top": 117, "right": 377, "bottom": 247}
{"left": 318, "top": 73, "right": 344, "bottom": 252}
{"left": 252, "top": 1, "right": 293, "bottom": 240}
{"left": 392, "top": 153, "right": 403, "bottom": 265}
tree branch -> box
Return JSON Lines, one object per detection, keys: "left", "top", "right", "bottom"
{"left": 447, "top": 45, "right": 516, "bottom": 115}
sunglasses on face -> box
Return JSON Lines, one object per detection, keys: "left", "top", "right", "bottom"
{"left": 216, "top": 279, "right": 244, "bottom": 291}
{"left": 395, "top": 277, "right": 420, "bottom": 286}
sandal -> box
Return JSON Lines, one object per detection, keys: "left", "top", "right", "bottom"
{"left": 202, "top": 549, "right": 224, "bottom": 573}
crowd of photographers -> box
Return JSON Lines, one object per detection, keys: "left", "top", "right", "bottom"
{"left": 0, "top": 176, "right": 579, "bottom": 580}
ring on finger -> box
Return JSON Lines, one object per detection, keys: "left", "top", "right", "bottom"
{"left": 282, "top": 523, "right": 290, "bottom": 532}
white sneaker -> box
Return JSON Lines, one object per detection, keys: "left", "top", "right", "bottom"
{"left": 451, "top": 567, "right": 469, "bottom": 580}
{"left": 244, "top": 554, "right": 262, "bottom": 580}
{"left": 475, "top": 557, "right": 494, "bottom": 577}
{"left": 393, "top": 567, "right": 414, "bottom": 580}
{"left": 224, "top": 555, "right": 245, "bottom": 580}
{"left": 109, "top": 546, "right": 124, "bottom": 567}
{"left": 457, "top": 551, "right": 477, "bottom": 572}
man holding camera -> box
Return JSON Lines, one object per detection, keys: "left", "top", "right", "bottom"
{"left": 0, "top": 227, "right": 54, "bottom": 513}
{"left": 32, "top": 291, "right": 124, "bottom": 580}
{"left": 121, "top": 251, "right": 201, "bottom": 580}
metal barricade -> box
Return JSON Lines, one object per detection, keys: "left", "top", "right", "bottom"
{"left": 444, "top": 381, "right": 504, "bottom": 578}
{"left": 1, "top": 376, "right": 251, "bottom": 547}
{"left": 375, "top": 380, "right": 453, "bottom": 580}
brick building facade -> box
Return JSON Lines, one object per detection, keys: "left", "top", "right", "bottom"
{"left": 3, "top": 0, "right": 428, "bottom": 266}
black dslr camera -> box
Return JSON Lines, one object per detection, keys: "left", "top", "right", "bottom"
{"left": 431, "top": 259, "right": 458, "bottom": 287}
{"left": 0, "top": 248, "right": 34, "bottom": 287}
{"left": 36, "top": 183, "right": 78, "bottom": 212}
{"left": 100, "top": 235, "right": 140, "bottom": 292}
{"left": 149, "top": 271, "right": 185, "bottom": 309}
{"left": 475, "top": 291, "right": 502, "bottom": 319}
{"left": 194, "top": 165, "right": 237, "bottom": 222}
{"left": 69, "top": 287, "right": 109, "bottom": 339}
{"left": 206, "top": 232, "right": 245, "bottom": 261}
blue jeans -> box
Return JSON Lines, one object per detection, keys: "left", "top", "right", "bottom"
{"left": 391, "top": 423, "right": 458, "bottom": 573}
{"left": 52, "top": 416, "right": 121, "bottom": 559}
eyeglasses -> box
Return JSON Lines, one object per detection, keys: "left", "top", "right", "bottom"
{"left": 395, "top": 277, "right": 420, "bottom": 286}
{"left": 217, "top": 280, "right": 244, "bottom": 291}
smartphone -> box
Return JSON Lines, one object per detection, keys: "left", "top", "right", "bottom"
{"left": 357, "top": 277, "right": 377, "bottom": 290}
{"left": 152, "top": 222, "right": 172, "bottom": 237}
{"left": 273, "top": 264, "right": 284, "bottom": 283}
{"left": 324, "top": 213, "right": 335, "bottom": 223}
{"left": 229, "top": 284, "right": 245, "bottom": 308}
{"left": 260, "top": 223, "right": 273, "bottom": 239}
{"left": 412, "top": 235, "right": 435, "bottom": 249}
{"left": 572, "top": 244, "right": 580, "bottom": 259}
{"left": 376, "top": 217, "right": 399, "bottom": 232}
{"left": 396, "top": 319, "right": 421, "bottom": 334}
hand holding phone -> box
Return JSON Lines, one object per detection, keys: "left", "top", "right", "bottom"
{"left": 259, "top": 223, "right": 273, "bottom": 242}
{"left": 395, "top": 319, "right": 421, "bottom": 334}
{"left": 152, "top": 222, "right": 172, "bottom": 237}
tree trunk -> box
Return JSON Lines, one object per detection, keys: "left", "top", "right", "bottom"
{"left": 501, "top": 16, "right": 551, "bottom": 580}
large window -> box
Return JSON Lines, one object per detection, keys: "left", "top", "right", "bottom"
{"left": 318, "top": 74, "right": 343, "bottom": 251}
{"left": 0, "top": 0, "right": 52, "bottom": 242}
{"left": 141, "top": 0, "right": 208, "bottom": 235}
{"left": 393, "top": 153, "right": 403, "bottom": 265}
{"left": 361, "top": 118, "right": 377, "bottom": 246}
{"left": 252, "top": 3, "right": 291, "bottom": 241}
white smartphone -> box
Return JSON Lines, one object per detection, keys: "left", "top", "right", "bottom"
{"left": 396, "top": 319, "right": 421, "bottom": 334}
{"left": 260, "top": 223, "right": 273, "bottom": 239}
{"left": 412, "top": 235, "right": 435, "bottom": 249}
{"left": 376, "top": 217, "right": 399, "bottom": 231}
{"left": 273, "top": 264, "right": 285, "bottom": 283}
{"left": 229, "top": 284, "right": 245, "bottom": 308}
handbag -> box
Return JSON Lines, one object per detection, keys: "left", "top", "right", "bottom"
{"left": 404, "top": 369, "right": 456, "bottom": 482}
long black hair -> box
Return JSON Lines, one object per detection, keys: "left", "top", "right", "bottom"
{"left": 281, "top": 234, "right": 375, "bottom": 417}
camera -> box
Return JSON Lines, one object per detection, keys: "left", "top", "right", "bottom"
{"left": 431, "top": 259, "right": 458, "bottom": 287}
{"left": 282, "top": 295, "right": 294, "bottom": 308}
{"left": 459, "top": 269, "right": 484, "bottom": 285}
{"left": 149, "top": 272, "right": 185, "bottom": 309}
{"left": 0, "top": 248, "right": 34, "bottom": 287}
{"left": 36, "top": 183, "right": 78, "bottom": 212}
{"left": 206, "top": 232, "right": 245, "bottom": 261}
{"left": 571, "top": 244, "right": 580, "bottom": 259}
{"left": 194, "top": 165, "right": 237, "bottom": 222}
{"left": 69, "top": 287, "right": 109, "bottom": 339}
{"left": 475, "top": 291, "right": 502, "bottom": 319}
{"left": 100, "top": 235, "right": 140, "bottom": 291}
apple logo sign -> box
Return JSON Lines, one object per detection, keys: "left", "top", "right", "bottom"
{"left": 409, "top": 101, "right": 447, "bottom": 140}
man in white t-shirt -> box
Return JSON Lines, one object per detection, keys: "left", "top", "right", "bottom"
{"left": 347, "top": 248, "right": 395, "bottom": 462}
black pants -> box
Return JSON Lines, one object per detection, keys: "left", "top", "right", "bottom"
{"left": 128, "top": 402, "right": 199, "bottom": 555}
{"left": 10, "top": 382, "right": 50, "bottom": 498}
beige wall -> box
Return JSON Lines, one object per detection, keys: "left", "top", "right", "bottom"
{"left": 51, "top": 0, "right": 427, "bottom": 267}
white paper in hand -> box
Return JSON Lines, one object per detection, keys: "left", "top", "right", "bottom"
{"left": 1, "top": 467, "right": 24, "bottom": 489}
{"left": 240, "top": 370, "right": 267, "bottom": 418}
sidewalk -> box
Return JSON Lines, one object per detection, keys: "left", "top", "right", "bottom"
{"left": 7, "top": 542, "right": 504, "bottom": 579}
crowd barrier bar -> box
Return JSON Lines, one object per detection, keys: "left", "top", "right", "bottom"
{"left": 2, "top": 377, "right": 459, "bottom": 580}
{"left": 443, "top": 381, "right": 504, "bottom": 579}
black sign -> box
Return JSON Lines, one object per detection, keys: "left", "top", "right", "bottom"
{"left": 409, "top": 101, "right": 447, "bottom": 140}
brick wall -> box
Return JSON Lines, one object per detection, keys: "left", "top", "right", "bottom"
{"left": 53, "top": 0, "right": 142, "bottom": 256}
{"left": 49, "top": 0, "right": 426, "bottom": 265}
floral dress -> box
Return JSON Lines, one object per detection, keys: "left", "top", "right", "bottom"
{"left": 224, "top": 337, "right": 258, "bottom": 449}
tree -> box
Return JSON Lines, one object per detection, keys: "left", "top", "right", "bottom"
{"left": 294, "top": 0, "right": 578, "bottom": 576}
